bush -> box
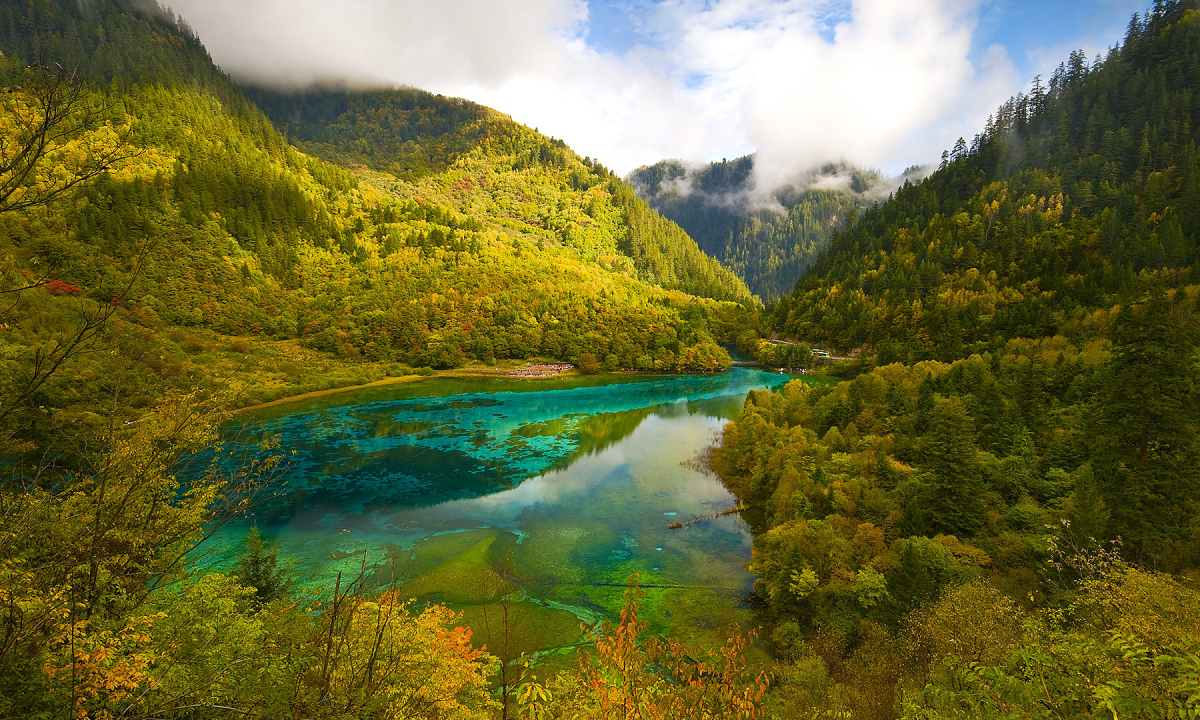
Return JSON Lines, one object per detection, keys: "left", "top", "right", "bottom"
{"left": 771, "top": 621, "right": 807, "bottom": 663}
{"left": 578, "top": 352, "right": 599, "bottom": 374}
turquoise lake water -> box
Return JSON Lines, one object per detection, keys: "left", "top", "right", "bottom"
{"left": 208, "top": 368, "right": 812, "bottom": 656}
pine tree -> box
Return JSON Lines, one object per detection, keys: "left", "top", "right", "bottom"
{"left": 1093, "top": 286, "right": 1199, "bottom": 562}
{"left": 231, "top": 526, "right": 291, "bottom": 602}
{"left": 921, "top": 396, "right": 985, "bottom": 537}
{"left": 1062, "top": 465, "right": 1109, "bottom": 541}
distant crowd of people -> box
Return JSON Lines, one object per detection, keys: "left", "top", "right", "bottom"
{"left": 468, "top": 363, "right": 575, "bottom": 378}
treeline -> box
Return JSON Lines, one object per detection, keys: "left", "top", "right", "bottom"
{"left": 774, "top": 0, "right": 1200, "bottom": 362}
{"left": 749, "top": 340, "right": 815, "bottom": 370}
{"left": 246, "top": 86, "right": 522, "bottom": 180}
{"left": 0, "top": 0, "right": 289, "bottom": 156}
{"left": 629, "top": 157, "right": 873, "bottom": 299}
{"left": 249, "top": 86, "right": 755, "bottom": 304}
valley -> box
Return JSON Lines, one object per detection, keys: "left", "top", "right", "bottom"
{"left": 0, "top": 1, "right": 1198, "bottom": 719}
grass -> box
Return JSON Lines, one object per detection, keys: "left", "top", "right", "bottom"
{"left": 167, "top": 330, "right": 592, "bottom": 414}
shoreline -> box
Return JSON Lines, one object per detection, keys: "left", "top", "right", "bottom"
{"left": 235, "top": 374, "right": 428, "bottom": 413}
{"left": 234, "top": 363, "right": 830, "bottom": 415}
{"left": 234, "top": 365, "right": 588, "bottom": 414}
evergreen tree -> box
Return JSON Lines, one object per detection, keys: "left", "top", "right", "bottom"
{"left": 1092, "top": 287, "right": 1199, "bottom": 561}
{"left": 231, "top": 526, "right": 291, "bottom": 602}
{"left": 921, "top": 396, "right": 985, "bottom": 537}
{"left": 1062, "top": 465, "right": 1110, "bottom": 541}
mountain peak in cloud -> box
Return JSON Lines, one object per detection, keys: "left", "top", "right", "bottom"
{"left": 161, "top": 0, "right": 1047, "bottom": 180}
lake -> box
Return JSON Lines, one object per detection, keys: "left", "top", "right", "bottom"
{"left": 206, "top": 368, "right": 820, "bottom": 660}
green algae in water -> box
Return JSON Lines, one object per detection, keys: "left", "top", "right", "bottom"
{"left": 206, "top": 370, "right": 827, "bottom": 654}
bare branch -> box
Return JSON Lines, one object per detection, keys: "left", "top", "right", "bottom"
{"left": 0, "top": 238, "right": 158, "bottom": 425}
{"left": 0, "top": 64, "right": 141, "bottom": 216}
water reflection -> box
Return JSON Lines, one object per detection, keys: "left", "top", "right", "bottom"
{"left": 239, "top": 371, "right": 792, "bottom": 513}
{"left": 208, "top": 369, "right": 817, "bottom": 654}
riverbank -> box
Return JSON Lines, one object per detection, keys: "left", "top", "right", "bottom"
{"left": 211, "top": 330, "right": 843, "bottom": 416}
{"left": 235, "top": 374, "right": 430, "bottom": 413}
{"left": 233, "top": 361, "right": 847, "bottom": 415}
{"left": 234, "top": 362, "right": 595, "bottom": 414}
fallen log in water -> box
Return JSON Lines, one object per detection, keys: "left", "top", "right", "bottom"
{"left": 669, "top": 504, "right": 747, "bottom": 530}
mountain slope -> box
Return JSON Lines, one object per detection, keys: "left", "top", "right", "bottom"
{"left": 0, "top": 3, "right": 767, "bottom": 715}
{"left": 628, "top": 156, "right": 880, "bottom": 299}
{"left": 247, "top": 86, "right": 755, "bottom": 304}
{"left": 0, "top": 0, "right": 757, "bottom": 428}
{"left": 774, "top": 1, "right": 1200, "bottom": 361}
{"left": 710, "top": 6, "right": 1200, "bottom": 714}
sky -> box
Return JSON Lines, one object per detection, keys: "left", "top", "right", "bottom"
{"left": 163, "top": 0, "right": 1147, "bottom": 185}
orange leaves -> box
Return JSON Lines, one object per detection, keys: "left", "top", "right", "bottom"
{"left": 44, "top": 279, "right": 84, "bottom": 296}
{"left": 434, "top": 621, "right": 488, "bottom": 665}
{"left": 520, "top": 576, "right": 771, "bottom": 720}
{"left": 657, "top": 630, "right": 771, "bottom": 720}
{"left": 42, "top": 612, "right": 159, "bottom": 720}
{"left": 315, "top": 588, "right": 499, "bottom": 719}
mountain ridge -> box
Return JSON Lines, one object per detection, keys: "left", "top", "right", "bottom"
{"left": 245, "top": 84, "right": 756, "bottom": 304}
{"left": 772, "top": 1, "right": 1200, "bottom": 361}
{"left": 628, "top": 155, "right": 914, "bottom": 298}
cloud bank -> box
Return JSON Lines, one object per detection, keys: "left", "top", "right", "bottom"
{"left": 163, "top": 0, "right": 1022, "bottom": 183}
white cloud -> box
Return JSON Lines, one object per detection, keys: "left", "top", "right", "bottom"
{"left": 662, "top": 0, "right": 1021, "bottom": 190}
{"left": 163, "top": 0, "right": 1022, "bottom": 183}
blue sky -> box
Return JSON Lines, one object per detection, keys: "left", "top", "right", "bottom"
{"left": 974, "top": 0, "right": 1145, "bottom": 77}
{"left": 169, "top": 0, "right": 1151, "bottom": 182}
{"left": 583, "top": 0, "right": 1145, "bottom": 79}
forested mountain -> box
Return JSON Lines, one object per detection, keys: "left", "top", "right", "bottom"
{"left": 628, "top": 156, "right": 881, "bottom": 298}
{"left": 0, "top": 0, "right": 754, "bottom": 426}
{"left": 0, "top": 0, "right": 766, "bottom": 716}
{"left": 773, "top": 1, "right": 1200, "bottom": 361}
{"left": 246, "top": 86, "right": 754, "bottom": 304}
{"left": 715, "top": 3, "right": 1200, "bottom": 716}
{"left": 4, "top": 0, "right": 1200, "bottom": 717}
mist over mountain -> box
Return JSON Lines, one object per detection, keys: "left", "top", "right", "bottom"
{"left": 628, "top": 156, "right": 927, "bottom": 298}
{"left": 773, "top": 2, "right": 1200, "bottom": 362}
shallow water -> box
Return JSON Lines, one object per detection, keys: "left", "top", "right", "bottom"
{"left": 205, "top": 369, "right": 821, "bottom": 657}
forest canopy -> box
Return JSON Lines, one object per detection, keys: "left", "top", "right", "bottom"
{"left": 717, "top": 2, "right": 1200, "bottom": 716}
